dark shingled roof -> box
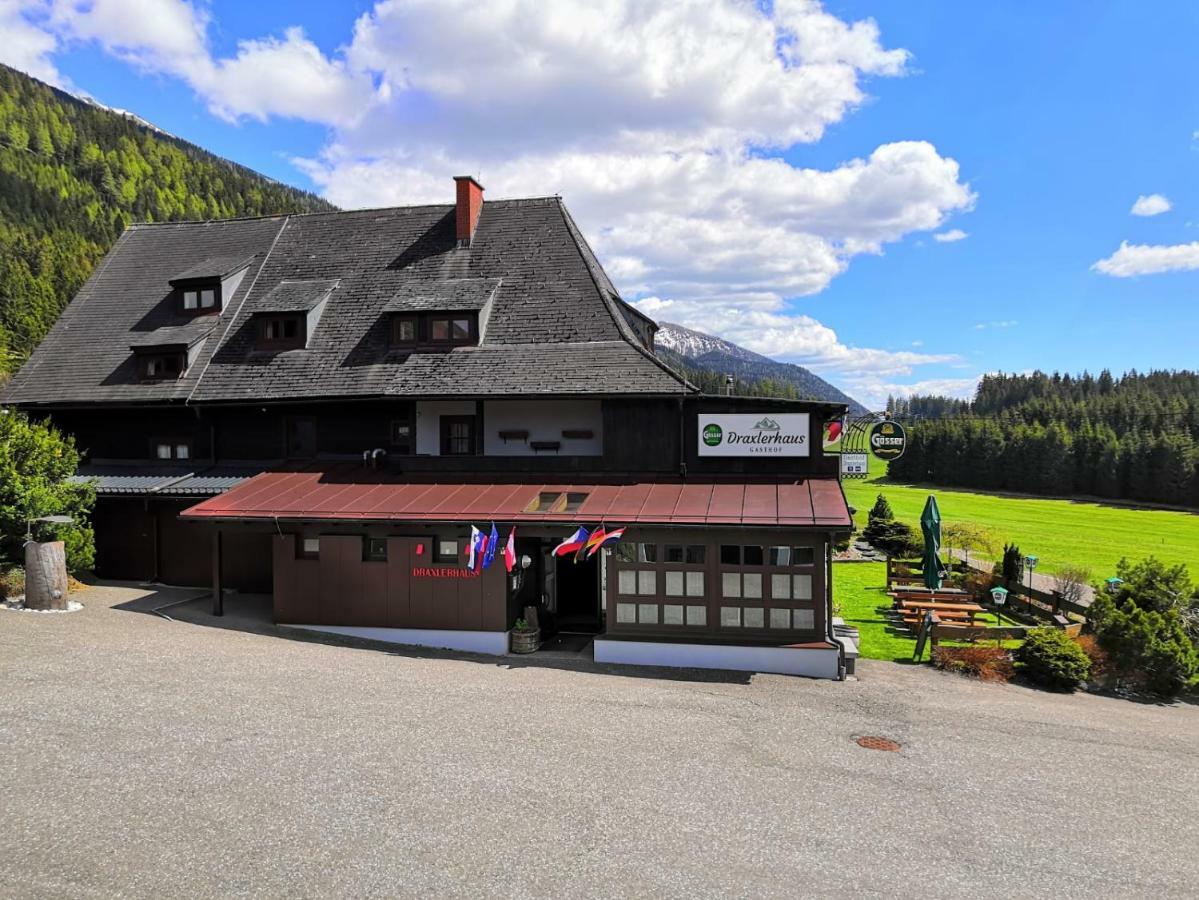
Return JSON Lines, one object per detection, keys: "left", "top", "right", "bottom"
{"left": 128, "top": 319, "right": 217, "bottom": 350}
{"left": 381, "top": 277, "right": 500, "bottom": 313}
{"left": 246, "top": 279, "right": 339, "bottom": 314}
{"left": 69, "top": 464, "right": 263, "bottom": 496}
{"left": 3, "top": 197, "right": 690, "bottom": 406}
{"left": 169, "top": 254, "right": 255, "bottom": 285}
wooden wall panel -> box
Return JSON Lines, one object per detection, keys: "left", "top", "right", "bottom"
{"left": 386, "top": 538, "right": 411, "bottom": 627}
{"left": 272, "top": 535, "right": 298, "bottom": 622}
{"left": 294, "top": 560, "right": 320, "bottom": 622}
{"left": 360, "top": 562, "right": 389, "bottom": 627}
{"left": 317, "top": 535, "right": 359, "bottom": 626}
{"left": 456, "top": 576, "right": 483, "bottom": 631}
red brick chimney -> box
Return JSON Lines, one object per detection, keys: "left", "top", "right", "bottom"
{"left": 454, "top": 175, "right": 484, "bottom": 246}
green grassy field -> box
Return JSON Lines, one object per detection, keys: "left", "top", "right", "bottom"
{"left": 834, "top": 561, "right": 1013, "bottom": 662}
{"left": 840, "top": 467, "right": 1199, "bottom": 580}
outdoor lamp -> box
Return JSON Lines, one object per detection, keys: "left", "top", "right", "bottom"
{"left": 990, "top": 585, "right": 1009, "bottom": 625}
{"left": 1024, "top": 555, "right": 1038, "bottom": 571}
{"left": 1105, "top": 576, "right": 1124, "bottom": 595}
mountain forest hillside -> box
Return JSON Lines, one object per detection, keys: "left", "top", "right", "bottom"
{"left": 654, "top": 321, "right": 868, "bottom": 415}
{"left": 0, "top": 63, "right": 334, "bottom": 377}
{"left": 889, "top": 370, "right": 1199, "bottom": 508}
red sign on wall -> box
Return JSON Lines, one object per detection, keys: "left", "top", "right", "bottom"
{"left": 411, "top": 566, "right": 480, "bottom": 579}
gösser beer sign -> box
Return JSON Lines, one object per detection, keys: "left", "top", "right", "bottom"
{"left": 868, "top": 420, "right": 907, "bottom": 461}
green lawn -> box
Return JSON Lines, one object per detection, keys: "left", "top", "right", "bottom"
{"left": 834, "top": 561, "right": 1019, "bottom": 662}
{"left": 841, "top": 467, "right": 1199, "bottom": 579}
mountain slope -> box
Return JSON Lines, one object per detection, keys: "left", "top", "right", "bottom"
{"left": 655, "top": 321, "right": 868, "bottom": 415}
{"left": 0, "top": 63, "right": 335, "bottom": 376}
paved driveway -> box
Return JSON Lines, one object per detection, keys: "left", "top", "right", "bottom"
{"left": 2, "top": 584, "right": 1197, "bottom": 899}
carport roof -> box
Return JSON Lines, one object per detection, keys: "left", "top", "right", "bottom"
{"left": 179, "top": 466, "right": 851, "bottom": 528}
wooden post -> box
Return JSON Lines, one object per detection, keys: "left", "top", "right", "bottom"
{"left": 212, "top": 529, "right": 224, "bottom": 617}
{"left": 24, "top": 540, "right": 68, "bottom": 611}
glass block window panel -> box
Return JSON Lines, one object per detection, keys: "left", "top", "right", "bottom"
{"left": 685, "top": 571, "right": 705, "bottom": 597}
{"left": 771, "top": 573, "right": 791, "bottom": 600}
{"left": 721, "top": 572, "right": 741, "bottom": 598}
{"left": 618, "top": 570, "right": 637, "bottom": 595}
{"left": 301, "top": 537, "right": 320, "bottom": 558}
{"left": 638, "top": 603, "right": 659, "bottom": 624}
{"left": 743, "top": 573, "right": 763, "bottom": 599}
{"left": 770, "top": 608, "right": 791, "bottom": 629}
{"left": 616, "top": 603, "right": 636, "bottom": 624}
{"left": 686, "top": 605, "right": 707, "bottom": 626}
{"left": 663, "top": 604, "right": 684, "bottom": 625}
{"left": 721, "top": 606, "right": 741, "bottom": 627}
{"left": 720, "top": 545, "right": 741, "bottom": 565}
{"left": 769, "top": 546, "right": 791, "bottom": 566}
{"left": 793, "top": 574, "right": 813, "bottom": 601}
{"left": 743, "top": 545, "right": 764, "bottom": 566}
{"left": 743, "top": 607, "right": 764, "bottom": 629}
{"left": 686, "top": 545, "right": 706, "bottom": 564}
{"left": 793, "top": 608, "right": 815, "bottom": 630}
{"left": 793, "top": 546, "right": 816, "bottom": 566}
{"left": 637, "top": 570, "right": 657, "bottom": 595}
{"left": 665, "top": 571, "right": 685, "bottom": 597}
{"left": 664, "top": 545, "right": 685, "bottom": 563}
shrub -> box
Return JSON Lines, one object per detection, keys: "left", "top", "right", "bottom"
{"left": 1074, "top": 633, "right": 1110, "bottom": 683}
{"left": 1001, "top": 543, "right": 1023, "bottom": 587}
{"left": 1089, "top": 593, "right": 1199, "bottom": 697}
{"left": 932, "top": 645, "right": 1014, "bottom": 682}
{"left": 868, "top": 493, "right": 894, "bottom": 525}
{"left": 1015, "top": 628, "right": 1092, "bottom": 691}
{"left": 863, "top": 519, "right": 922, "bottom": 558}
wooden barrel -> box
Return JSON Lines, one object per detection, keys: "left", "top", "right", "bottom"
{"left": 510, "top": 629, "right": 540, "bottom": 654}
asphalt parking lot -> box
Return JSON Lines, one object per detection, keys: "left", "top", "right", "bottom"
{"left": 2, "top": 583, "right": 1197, "bottom": 899}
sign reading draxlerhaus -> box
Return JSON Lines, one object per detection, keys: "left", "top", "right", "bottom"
{"left": 697, "top": 413, "right": 811, "bottom": 457}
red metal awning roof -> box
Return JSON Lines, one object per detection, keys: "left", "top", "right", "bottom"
{"left": 179, "top": 466, "right": 851, "bottom": 528}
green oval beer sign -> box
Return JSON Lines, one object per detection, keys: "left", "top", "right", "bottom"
{"left": 869, "top": 420, "right": 906, "bottom": 461}
{"left": 702, "top": 423, "right": 723, "bottom": 447}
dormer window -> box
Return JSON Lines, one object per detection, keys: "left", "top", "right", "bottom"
{"left": 430, "top": 315, "right": 474, "bottom": 344}
{"left": 387, "top": 311, "right": 478, "bottom": 350}
{"left": 181, "top": 285, "right": 219, "bottom": 313}
{"left": 139, "top": 352, "right": 185, "bottom": 380}
{"left": 392, "top": 315, "right": 418, "bottom": 346}
{"left": 168, "top": 255, "right": 253, "bottom": 317}
{"left": 257, "top": 314, "right": 305, "bottom": 350}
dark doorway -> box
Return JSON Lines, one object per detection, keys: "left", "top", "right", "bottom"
{"left": 285, "top": 416, "right": 316, "bottom": 458}
{"left": 555, "top": 552, "right": 601, "bottom": 633}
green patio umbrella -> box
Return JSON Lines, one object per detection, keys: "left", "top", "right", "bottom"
{"left": 920, "top": 495, "right": 946, "bottom": 590}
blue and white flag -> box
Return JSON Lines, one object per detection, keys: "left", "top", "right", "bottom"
{"left": 482, "top": 522, "right": 499, "bottom": 568}
{"left": 467, "top": 525, "right": 486, "bottom": 571}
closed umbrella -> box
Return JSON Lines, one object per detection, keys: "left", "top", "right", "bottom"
{"left": 920, "top": 495, "right": 946, "bottom": 590}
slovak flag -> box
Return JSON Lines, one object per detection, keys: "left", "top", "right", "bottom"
{"left": 503, "top": 526, "right": 517, "bottom": 573}
{"left": 579, "top": 525, "right": 607, "bottom": 560}
{"left": 587, "top": 526, "right": 626, "bottom": 557}
{"left": 467, "top": 526, "right": 488, "bottom": 571}
{"left": 553, "top": 526, "right": 589, "bottom": 557}
{"left": 482, "top": 522, "right": 499, "bottom": 568}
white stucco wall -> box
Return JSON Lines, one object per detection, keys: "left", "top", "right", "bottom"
{"left": 483, "top": 400, "right": 602, "bottom": 456}
{"left": 415, "top": 400, "right": 477, "bottom": 455}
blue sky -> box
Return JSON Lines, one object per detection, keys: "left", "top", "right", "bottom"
{"left": 3, "top": 0, "right": 1197, "bottom": 407}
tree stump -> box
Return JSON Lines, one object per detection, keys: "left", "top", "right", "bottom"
{"left": 24, "top": 540, "right": 68, "bottom": 611}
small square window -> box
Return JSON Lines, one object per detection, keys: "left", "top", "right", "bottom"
{"left": 618, "top": 570, "right": 637, "bottom": 595}
{"left": 200, "top": 288, "right": 216, "bottom": 309}
{"left": 435, "top": 539, "right": 459, "bottom": 563}
{"left": 665, "top": 571, "right": 685, "bottom": 597}
{"left": 743, "top": 573, "right": 763, "bottom": 599}
{"left": 720, "top": 544, "right": 741, "bottom": 565}
{"left": 770, "top": 608, "right": 791, "bottom": 629}
{"left": 452, "top": 318, "right": 471, "bottom": 340}
{"left": 721, "top": 572, "right": 741, "bottom": 598}
{"left": 685, "top": 571, "right": 705, "bottom": 597}
{"left": 637, "top": 570, "right": 656, "bottom": 596}
{"left": 390, "top": 420, "right": 412, "bottom": 451}
{"left": 431, "top": 318, "right": 450, "bottom": 341}
{"left": 563, "top": 492, "right": 589, "bottom": 513}
{"left": 771, "top": 573, "right": 791, "bottom": 600}
{"left": 301, "top": 537, "right": 320, "bottom": 559}
{"left": 721, "top": 606, "right": 741, "bottom": 628}
{"left": 156, "top": 443, "right": 172, "bottom": 460}
{"left": 743, "top": 607, "right": 764, "bottom": 629}
{"left": 664, "top": 545, "right": 685, "bottom": 564}
{"left": 638, "top": 603, "right": 658, "bottom": 624}
{"left": 364, "top": 537, "right": 388, "bottom": 562}
{"left": 793, "top": 608, "right": 815, "bottom": 630}
{"left": 793, "top": 574, "right": 813, "bottom": 600}
{"left": 686, "top": 605, "right": 707, "bottom": 626}
{"left": 175, "top": 443, "right": 190, "bottom": 460}
{"left": 685, "top": 545, "right": 706, "bottom": 565}
{"left": 392, "top": 317, "right": 417, "bottom": 344}
{"left": 769, "top": 546, "right": 791, "bottom": 566}
{"left": 743, "top": 545, "right": 764, "bottom": 566}
{"left": 662, "top": 604, "right": 684, "bottom": 625}
{"left": 618, "top": 543, "right": 656, "bottom": 563}
{"left": 616, "top": 602, "right": 636, "bottom": 624}
{"left": 792, "top": 546, "right": 816, "bottom": 567}
{"left": 183, "top": 290, "right": 198, "bottom": 310}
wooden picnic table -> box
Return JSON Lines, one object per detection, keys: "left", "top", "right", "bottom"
{"left": 889, "top": 583, "right": 968, "bottom": 594}
{"left": 897, "top": 600, "right": 984, "bottom": 613}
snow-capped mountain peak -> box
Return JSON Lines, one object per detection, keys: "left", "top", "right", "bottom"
{"left": 655, "top": 322, "right": 765, "bottom": 363}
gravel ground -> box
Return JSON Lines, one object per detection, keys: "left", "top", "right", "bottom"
{"left": 2, "top": 583, "right": 1197, "bottom": 899}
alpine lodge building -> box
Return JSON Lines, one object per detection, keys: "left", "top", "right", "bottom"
{"left": 2, "top": 177, "right": 856, "bottom": 679}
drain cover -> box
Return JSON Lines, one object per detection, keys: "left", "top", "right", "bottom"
{"left": 855, "top": 735, "right": 901, "bottom": 752}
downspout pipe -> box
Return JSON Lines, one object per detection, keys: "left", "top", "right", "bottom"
{"left": 826, "top": 537, "right": 847, "bottom": 680}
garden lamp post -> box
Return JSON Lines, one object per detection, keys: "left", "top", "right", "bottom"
{"left": 1105, "top": 576, "right": 1124, "bottom": 596}
{"left": 990, "top": 585, "right": 1009, "bottom": 625}
{"left": 1024, "top": 554, "right": 1038, "bottom": 615}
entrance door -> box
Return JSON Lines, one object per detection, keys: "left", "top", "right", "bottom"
{"left": 555, "top": 551, "right": 601, "bottom": 633}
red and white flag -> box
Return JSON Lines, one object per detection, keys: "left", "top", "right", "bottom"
{"left": 503, "top": 526, "right": 517, "bottom": 573}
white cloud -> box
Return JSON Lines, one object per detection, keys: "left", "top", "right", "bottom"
{"left": 0, "top": 0, "right": 64, "bottom": 86}
{"left": 1092, "top": 240, "right": 1199, "bottom": 277}
{"left": 1130, "top": 193, "right": 1171, "bottom": 217}
{"left": 933, "top": 228, "right": 967, "bottom": 242}
{"left": 844, "top": 374, "right": 981, "bottom": 409}
{"left": 973, "top": 320, "right": 1017, "bottom": 330}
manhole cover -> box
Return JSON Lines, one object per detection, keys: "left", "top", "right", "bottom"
{"left": 855, "top": 735, "right": 901, "bottom": 752}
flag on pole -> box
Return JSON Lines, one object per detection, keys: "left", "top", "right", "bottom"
{"left": 503, "top": 526, "right": 517, "bottom": 573}
{"left": 579, "top": 525, "right": 607, "bottom": 561}
{"left": 553, "top": 526, "right": 589, "bottom": 557}
{"left": 482, "top": 522, "right": 499, "bottom": 568}
{"left": 587, "top": 526, "right": 625, "bottom": 557}
{"left": 467, "top": 525, "right": 485, "bottom": 571}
